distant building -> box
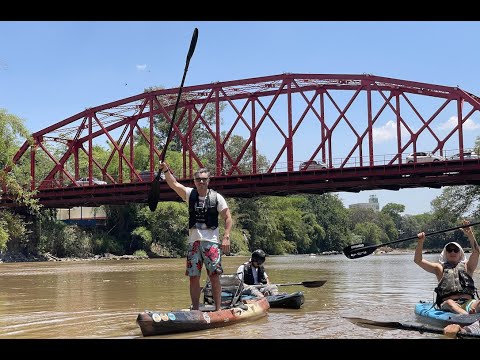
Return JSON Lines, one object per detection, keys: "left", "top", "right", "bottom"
{"left": 349, "top": 195, "right": 380, "bottom": 212}
{"left": 57, "top": 207, "right": 106, "bottom": 227}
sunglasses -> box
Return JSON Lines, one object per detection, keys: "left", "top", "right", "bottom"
{"left": 446, "top": 247, "right": 460, "bottom": 253}
{"left": 194, "top": 177, "right": 209, "bottom": 182}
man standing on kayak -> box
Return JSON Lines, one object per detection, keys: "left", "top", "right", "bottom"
{"left": 237, "top": 249, "right": 279, "bottom": 298}
{"left": 159, "top": 161, "right": 232, "bottom": 311}
{"left": 415, "top": 220, "right": 480, "bottom": 314}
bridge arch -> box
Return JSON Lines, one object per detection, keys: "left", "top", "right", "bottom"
{"left": 3, "top": 73, "right": 480, "bottom": 208}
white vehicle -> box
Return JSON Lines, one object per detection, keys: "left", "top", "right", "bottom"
{"left": 74, "top": 177, "right": 107, "bottom": 186}
{"left": 299, "top": 160, "right": 328, "bottom": 171}
{"left": 137, "top": 170, "right": 165, "bottom": 182}
{"left": 405, "top": 152, "right": 446, "bottom": 163}
{"left": 449, "top": 151, "right": 479, "bottom": 160}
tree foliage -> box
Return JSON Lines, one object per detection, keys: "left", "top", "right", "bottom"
{"left": 0, "top": 109, "right": 40, "bottom": 211}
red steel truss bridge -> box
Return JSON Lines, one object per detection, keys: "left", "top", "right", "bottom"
{"left": 2, "top": 73, "right": 480, "bottom": 209}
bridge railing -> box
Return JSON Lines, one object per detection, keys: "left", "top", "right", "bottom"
{"left": 21, "top": 147, "right": 480, "bottom": 192}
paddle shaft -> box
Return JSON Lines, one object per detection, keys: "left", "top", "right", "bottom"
{"left": 344, "top": 317, "right": 480, "bottom": 339}
{"left": 344, "top": 220, "right": 480, "bottom": 259}
{"left": 154, "top": 28, "right": 198, "bottom": 182}
{"left": 251, "top": 280, "right": 326, "bottom": 288}
{"left": 158, "top": 29, "right": 198, "bottom": 164}
{"left": 365, "top": 221, "right": 480, "bottom": 250}
{"left": 148, "top": 29, "right": 198, "bottom": 212}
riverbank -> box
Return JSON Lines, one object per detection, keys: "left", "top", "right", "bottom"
{"left": 0, "top": 251, "right": 153, "bottom": 263}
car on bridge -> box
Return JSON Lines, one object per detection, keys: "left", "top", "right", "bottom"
{"left": 299, "top": 160, "right": 328, "bottom": 171}
{"left": 72, "top": 177, "right": 107, "bottom": 186}
{"left": 405, "top": 152, "right": 446, "bottom": 163}
{"left": 449, "top": 151, "right": 479, "bottom": 160}
{"left": 138, "top": 170, "right": 161, "bottom": 182}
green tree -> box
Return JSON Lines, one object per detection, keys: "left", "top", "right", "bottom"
{"left": 381, "top": 203, "right": 405, "bottom": 230}
{"left": 0, "top": 109, "right": 40, "bottom": 211}
{"left": 353, "top": 221, "right": 383, "bottom": 245}
{"left": 431, "top": 186, "right": 478, "bottom": 219}
{"left": 302, "top": 194, "right": 350, "bottom": 251}
{"left": 0, "top": 109, "right": 40, "bottom": 254}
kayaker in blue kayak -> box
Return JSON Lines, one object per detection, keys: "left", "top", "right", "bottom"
{"left": 415, "top": 220, "right": 480, "bottom": 314}
{"left": 444, "top": 321, "right": 480, "bottom": 337}
{"left": 159, "top": 161, "right": 233, "bottom": 311}
{"left": 236, "top": 249, "right": 279, "bottom": 298}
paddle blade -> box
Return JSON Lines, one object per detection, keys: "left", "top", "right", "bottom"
{"left": 187, "top": 28, "right": 199, "bottom": 61}
{"left": 345, "top": 317, "right": 411, "bottom": 331}
{"left": 342, "top": 243, "right": 377, "bottom": 259}
{"left": 301, "top": 280, "right": 327, "bottom": 288}
{"left": 148, "top": 180, "right": 161, "bottom": 212}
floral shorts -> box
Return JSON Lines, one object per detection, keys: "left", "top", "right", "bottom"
{"left": 185, "top": 240, "right": 223, "bottom": 277}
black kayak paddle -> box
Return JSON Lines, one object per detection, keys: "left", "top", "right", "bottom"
{"left": 148, "top": 28, "right": 199, "bottom": 212}
{"left": 343, "top": 221, "right": 480, "bottom": 259}
{"left": 252, "top": 280, "right": 327, "bottom": 288}
{"left": 344, "top": 316, "right": 480, "bottom": 339}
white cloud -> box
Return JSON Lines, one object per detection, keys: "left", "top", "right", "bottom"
{"left": 136, "top": 64, "right": 147, "bottom": 71}
{"left": 372, "top": 120, "right": 409, "bottom": 144}
{"left": 438, "top": 116, "right": 480, "bottom": 131}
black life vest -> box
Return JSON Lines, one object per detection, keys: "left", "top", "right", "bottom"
{"left": 434, "top": 262, "right": 476, "bottom": 306}
{"left": 188, "top": 189, "right": 219, "bottom": 229}
{"left": 242, "top": 261, "right": 267, "bottom": 285}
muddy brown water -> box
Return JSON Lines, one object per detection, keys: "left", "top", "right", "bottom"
{"left": 1, "top": 253, "right": 472, "bottom": 339}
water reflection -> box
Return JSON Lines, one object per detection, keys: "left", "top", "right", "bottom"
{"left": 0, "top": 253, "right": 474, "bottom": 339}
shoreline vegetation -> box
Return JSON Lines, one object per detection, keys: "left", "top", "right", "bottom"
{"left": 0, "top": 251, "right": 153, "bottom": 263}
{"left": 1, "top": 247, "right": 462, "bottom": 263}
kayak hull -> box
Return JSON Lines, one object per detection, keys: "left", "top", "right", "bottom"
{"left": 137, "top": 297, "right": 270, "bottom": 336}
{"left": 414, "top": 301, "right": 480, "bottom": 326}
{"left": 266, "top": 291, "right": 305, "bottom": 309}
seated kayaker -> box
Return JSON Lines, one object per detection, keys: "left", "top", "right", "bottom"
{"left": 444, "top": 321, "right": 480, "bottom": 337}
{"left": 236, "top": 249, "right": 279, "bottom": 298}
{"left": 414, "top": 220, "right": 480, "bottom": 314}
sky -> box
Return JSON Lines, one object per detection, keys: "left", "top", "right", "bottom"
{"left": 1, "top": 21, "right": 480, "bottom": 215}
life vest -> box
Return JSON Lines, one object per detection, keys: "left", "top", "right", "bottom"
{"left": 434, "top": 262, "right": 476, "bottom": 306}
{"left": 242, "top": 261, "right": 267, "bottom": 285}
{"left": 188, "top": 189, "right": 219, "bottom": 229}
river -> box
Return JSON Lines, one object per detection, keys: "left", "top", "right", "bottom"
{"left": 0, "top": 252, "right": 474, "bottom": 339}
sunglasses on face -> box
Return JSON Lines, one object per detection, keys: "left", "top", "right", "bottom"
{"left": 194, "top": 177, "right": 209, "bottom": 182}
{"left": 446, "top": 247, "right": 460, "bottom": 253}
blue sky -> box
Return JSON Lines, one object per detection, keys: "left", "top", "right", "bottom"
{"left": 2, "top": 21, "right": 480, "bottom": 215}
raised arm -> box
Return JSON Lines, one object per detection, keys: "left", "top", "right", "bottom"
{"left": 414, "top": 231, "right": 443, "bottom": 279}
{"left": 463, "top": 220, "right": 480, "bottom": 275}
{"left": 158, "top": 161, "right": 187, "bottom": 200}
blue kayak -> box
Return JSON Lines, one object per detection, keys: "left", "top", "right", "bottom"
{"left": 414, "top": 301, "right": 480, "bottom": 326}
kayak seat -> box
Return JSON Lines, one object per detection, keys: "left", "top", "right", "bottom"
{"left": 203, "top": 274, "right": 245, "bottom": 308}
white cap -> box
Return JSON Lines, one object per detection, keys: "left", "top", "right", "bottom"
{"left": 439, "top": 241, "right": 466, "bottom": 264}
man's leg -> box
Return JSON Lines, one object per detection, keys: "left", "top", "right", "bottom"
{"left": 245, "top": 284, "right": 264, "bottom": 298}
{"left": 201, "top": 241, "right": 224, "bottom": 310}
{"left": 441, "top": 299, "right": 468, "bottom": 314}
{"left": 263, "top": 284, "right": 279, "bottom": 296}
{"left": 189, "top": 276, "right": 201, "bottom": 310}
{"left": 209, "top": 273, "right": 222, "bottom": 311}
{"left": 185, "top": 241, "right": 203, "bottom": 310}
